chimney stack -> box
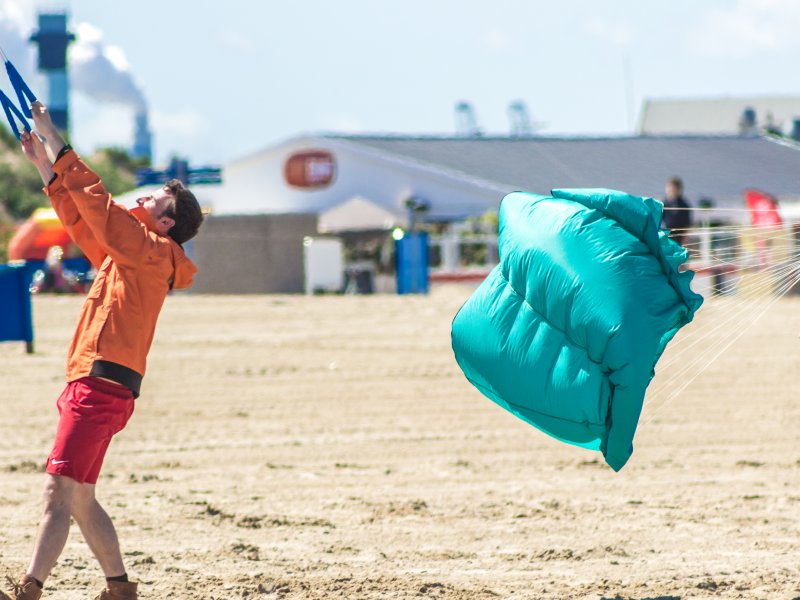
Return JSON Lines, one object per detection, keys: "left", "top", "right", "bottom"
{"left": 29, "top": 13, "right": 75, "bottom": 134}
{"left": 132, "top": 109, "right": 152, "bottom": 164}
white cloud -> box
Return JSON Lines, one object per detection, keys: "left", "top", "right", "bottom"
{"left": 217, "top": 29, "right": 256, "bottom": 53}
{"left": 104, "top": 45, "right": 130, "bottom": 71}
{"left": 321, "top": 113, "right": 364, "bottom": 132}
{"left": 480, "top": 28, "right": 512, "bottom": 53}
{"left": 688, "top": 0, "right": 800, "bottom": 57}
{"left": 150, "top": 108, "right": 217, "bottom": 163}
{"left": 71, "top": 101, "right": 135, "bottom": 154}
{"left": 70, "top": 22, "right": 146, "bottom": 110}
{"left": 0, "top": 1, "right": 38, "bottom": 81}
{"left": 583, "top": 16, "right": 634, "bottom": 47}
{"left": 74, "top": 22, "right": 103, "bottom": 46}
{"left": 0, "top": 0, "right": 34, "bottom": 29}
{"left": 151, "top": 107, "right": 209, "bottom": 138}
{"left": 71, "top": 101, "right": 211, "bottom": 162}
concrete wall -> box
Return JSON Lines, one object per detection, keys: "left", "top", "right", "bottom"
{"left": 190, "top": 213, "right": 318, "bottom": 293}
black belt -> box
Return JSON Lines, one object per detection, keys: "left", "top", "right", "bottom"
{"left": 89, "top": 360, "right": 142, "bottom": 398}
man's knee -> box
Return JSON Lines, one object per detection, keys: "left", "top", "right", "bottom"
{"left": 70, "top": 483, "right": 98, "bottom": 520}
{"left": 42, "top": 474, "right": 77, "bottom": 516}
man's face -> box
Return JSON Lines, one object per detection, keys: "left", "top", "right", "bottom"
{"left": 136, "top": 187, "right": 175, "bottom": 234}
{"left": 665, "top": 183, "right": 680, "bottom": 201}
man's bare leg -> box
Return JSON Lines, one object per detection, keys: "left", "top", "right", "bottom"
{"left": 26, "top": 474, "right": 77, "bottom": 583}
{"left": 70, "top": 483, "right": 126, "bottom": 577}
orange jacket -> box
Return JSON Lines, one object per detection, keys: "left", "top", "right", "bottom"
{"left": 46, "top": 149, "right": 197, "bottom": 397}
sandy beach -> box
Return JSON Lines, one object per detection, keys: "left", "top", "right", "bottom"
{"left": 1, "top": 287, "right": 798, "bottom": 599}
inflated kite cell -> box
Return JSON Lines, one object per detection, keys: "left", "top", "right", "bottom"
{"left": 451, "top": 189, "right": 703, "bottom": 471}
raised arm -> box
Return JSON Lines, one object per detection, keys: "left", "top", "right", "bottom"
{"left": 19, "top": 131, "right": 107, "bottom": 269}
{"left": 30, "top": 102, "right": 166, "bottom": 268}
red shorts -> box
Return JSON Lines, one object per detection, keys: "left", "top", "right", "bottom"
{"left": 46, "top": 377, "right": 135, "bottom": 484}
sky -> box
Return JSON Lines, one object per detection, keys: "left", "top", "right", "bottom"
{"left": 1, "top": 0, "right": 800, "bottom": 166}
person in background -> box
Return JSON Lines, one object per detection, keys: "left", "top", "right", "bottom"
{"left": 661, "top": 176, "right": 692, "bottom": 246}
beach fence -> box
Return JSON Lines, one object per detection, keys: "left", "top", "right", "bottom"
{"left": 0, "top": 262, "right": 34, "bottom": 353}
{"left": 685, "top": 223, "right": 800, "bottom": 298}
{"left": 425, "top": 220, "right": 799, "bottom": 299}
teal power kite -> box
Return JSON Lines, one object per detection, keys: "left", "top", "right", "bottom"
{"left": 451, "top": 189, "right": 703, "bottom": 471}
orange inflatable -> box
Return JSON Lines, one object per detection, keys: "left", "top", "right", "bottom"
{"left": 7, "top": 208, "right": 73, "bottom": 261}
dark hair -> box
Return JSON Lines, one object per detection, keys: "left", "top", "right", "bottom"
{"left": 162, "top": 179, "right": 204, "bottom": 245}
{"left": 667, "top": 176, "right": 684, "bottom": 193}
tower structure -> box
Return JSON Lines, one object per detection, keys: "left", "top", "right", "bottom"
{"left": 29, "top": 12, "right": 75, "bottom": 133}
{"left": 508, "top": 100, "right": 533, "bottom": 137}
{"left": 455, "top": 101, "right": 482, "bottom": 137}
{"left": 132, "top": 110, "right": 153, "bottom": 163}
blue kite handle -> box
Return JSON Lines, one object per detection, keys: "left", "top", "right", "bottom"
{"left": 0, "top": 88, "right": 32, "bottom": 140}
{"left": 5, "top": 60, "right": 36, "bottom": 118}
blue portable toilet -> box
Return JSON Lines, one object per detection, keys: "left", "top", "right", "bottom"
{"left": 395, "top": 231, "right": 429, "bottom": 294}
{"left": 0, "top": 263, "right": 34, "bottom": 353}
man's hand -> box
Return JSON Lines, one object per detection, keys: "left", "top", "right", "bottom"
{"left": 20, "top": 131, "right": 56, "bottom": 185}
{"left": 20, "top": 131, "right": 48, "bottom": 164}
{"left": 30, "top": 101, "right": 56, "bottom": 135}
{"left": 30, "top": 100, "right": 67, "bottom": 158}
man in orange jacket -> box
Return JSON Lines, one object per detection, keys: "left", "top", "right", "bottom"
{"left": 3, "top": 102, "right": 203, "bottom": 600}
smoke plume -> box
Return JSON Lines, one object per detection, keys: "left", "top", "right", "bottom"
{"left": 0, "top": 4, "right": 146, "bottom": 111}
{"left": 71, "top": 22, "right": 146, "bottom": 111}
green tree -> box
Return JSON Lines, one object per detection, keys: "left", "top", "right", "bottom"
{"left": 0, "top": 123, "right": 18, "bottom": 150}
{"left": 0, "top": 162, "right": 48, "bottom": 220}
{"left": 88, "top": 147, "right": 140, "bottom": 197}
{"left": 0, "top": 136, "right": 143, "bottom": 262}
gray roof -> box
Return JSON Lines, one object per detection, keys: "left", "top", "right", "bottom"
{"left": 328, "top": 134, "right": 800, "bottom": 207}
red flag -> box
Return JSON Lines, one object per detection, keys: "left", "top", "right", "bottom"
{"left": 744, "top": 189, "right": 782, "bottom": 227}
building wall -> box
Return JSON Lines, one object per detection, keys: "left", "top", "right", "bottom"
{"left": 190, "top": 213, "right": 318, "bottom": 293}
{"left": 638, "top": 96, "right": 800, "bottom": 135}
{"left": 211, "top": 137, "right": 508, "bottom": 219}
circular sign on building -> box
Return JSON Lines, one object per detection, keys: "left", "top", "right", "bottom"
{"left": 284, "top": 150, "right": 336, "bottom": 189}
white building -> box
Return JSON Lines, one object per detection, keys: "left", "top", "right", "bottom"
{"left": 638, "top": 96, "right": 800, "bottom": 136}
{"left": 114, "top": 132, "right": 800, "bottom": 288}
{"left": 201, "top": 135, "right": 507, "bottom": 221}
{"left": 187, "top": 133, "right": 800, "bottom": 217}
{"left": 119, "top": 132, "right": 800, "bottom": 221}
